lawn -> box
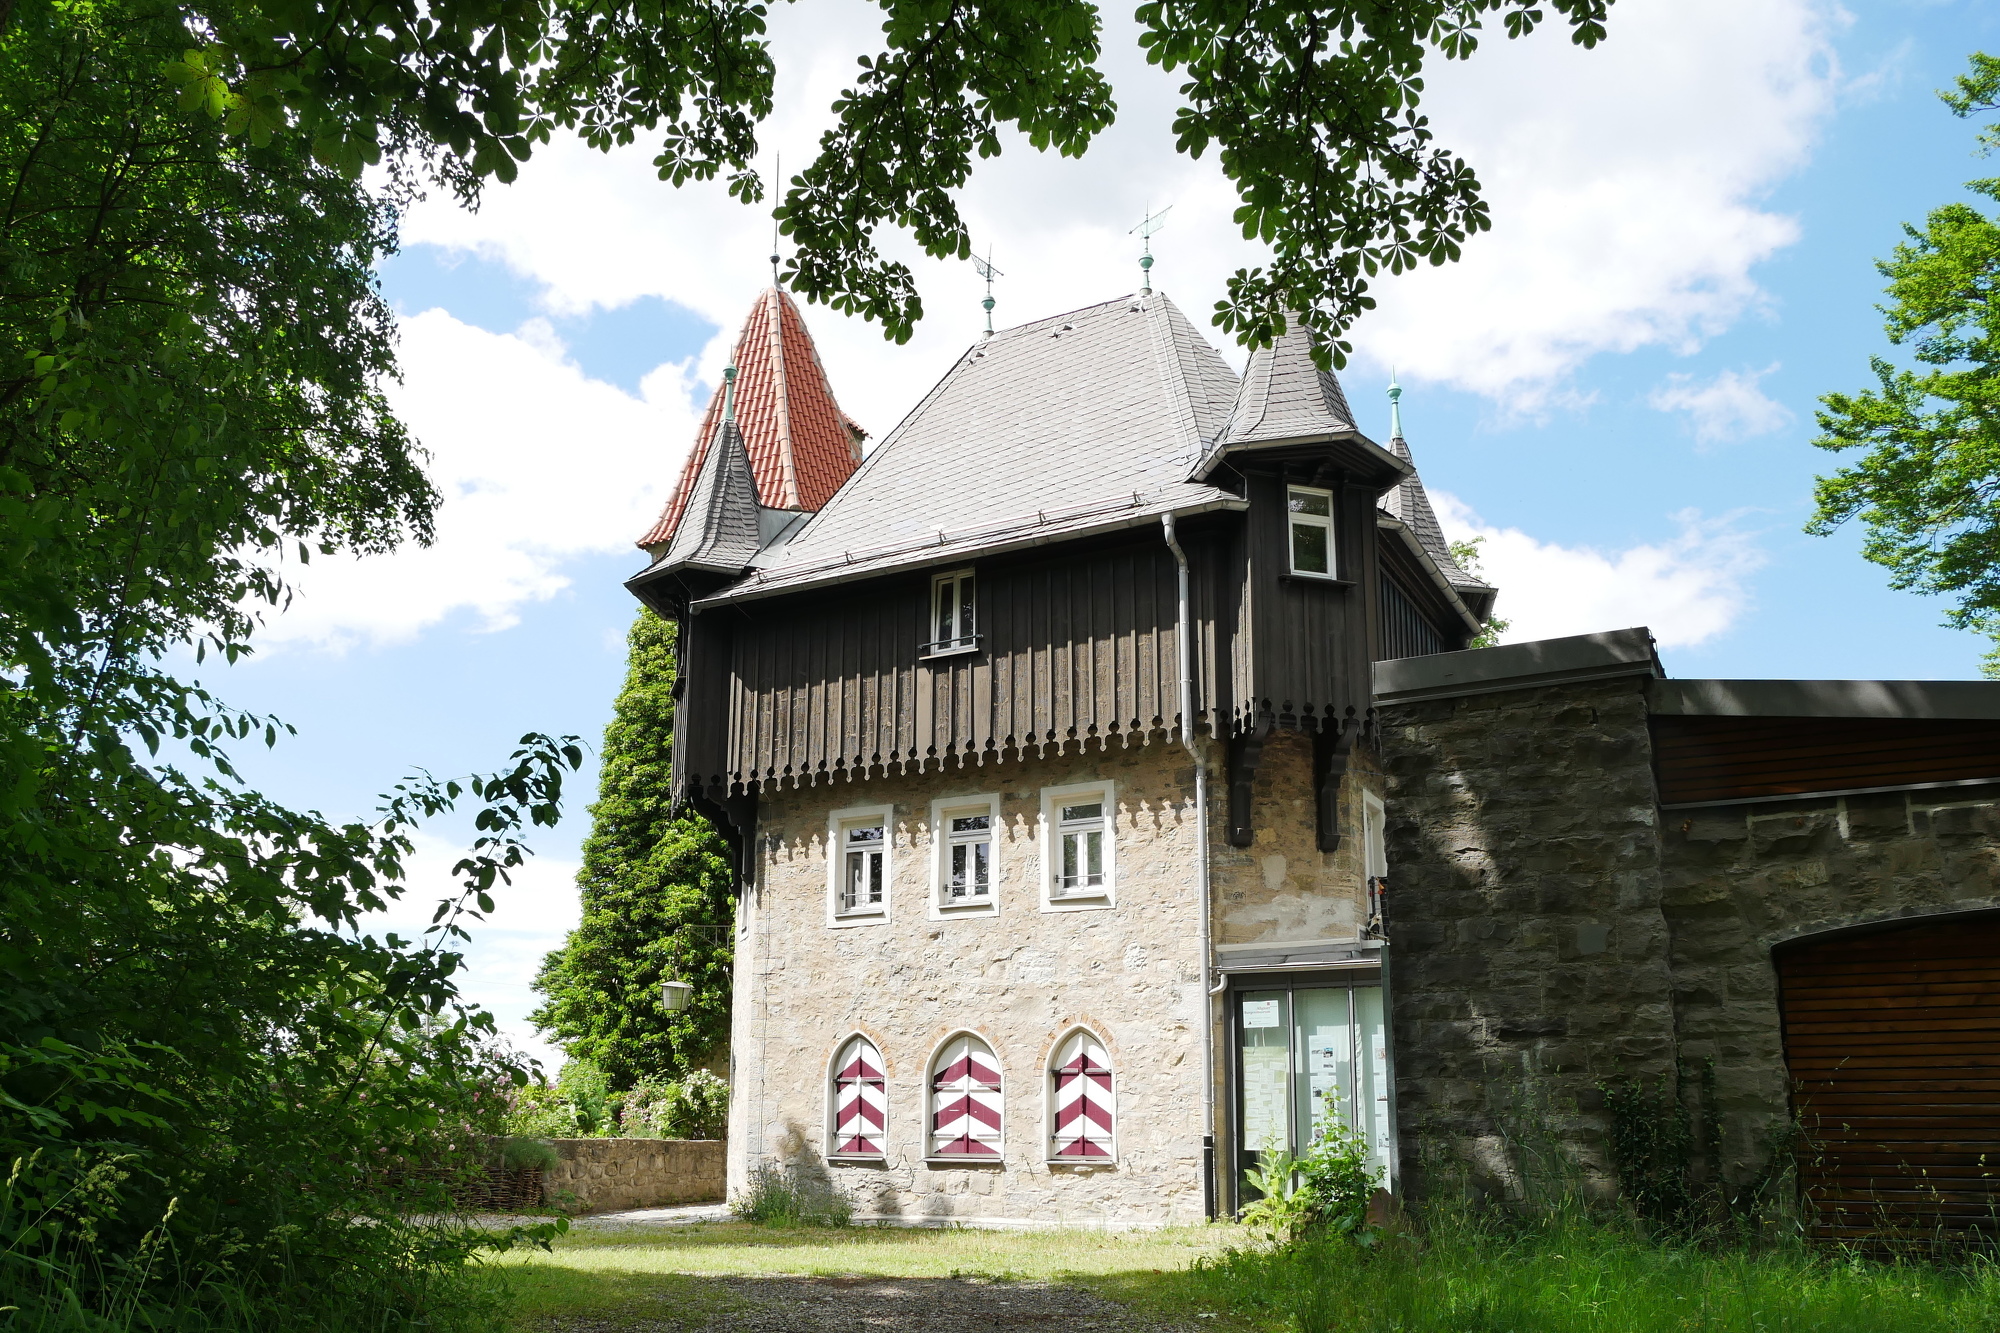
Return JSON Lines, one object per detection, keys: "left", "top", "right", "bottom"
{"left": 479, "top": 1214, "right": 2000, "bottom": 1332}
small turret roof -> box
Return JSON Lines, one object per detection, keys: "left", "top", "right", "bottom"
{"left": 655, "top": 417, "right": 762, "bottom": 575}
{"left": 638, "top": 287, "right": 863, "bottom": 551}
{"left": 1192, "top": 324, "right": 1408, "bottom": 485}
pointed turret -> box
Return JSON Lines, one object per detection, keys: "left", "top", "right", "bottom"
{"left": 637, "top": 286, "right": 864, "bottom": 553}
{"left": 1378, "top": 382, "right": 1497, "bottom": 621}
{"left": 1191, "top": 322, "right": 1407, "bottom": 488}
{"left": 654, "top": 369, "right": 763, "bottom": 575}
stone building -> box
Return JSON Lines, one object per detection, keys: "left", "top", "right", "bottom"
{"left": 625, "top": 284, "right": 2000, "bottom": 1235}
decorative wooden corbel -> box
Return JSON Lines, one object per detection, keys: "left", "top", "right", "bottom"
{"left": 1313, "top": 710, "right": 1360, "bottom": 853}
{"left": 1226, "top": 725, "right": 1269, "bottom": 848}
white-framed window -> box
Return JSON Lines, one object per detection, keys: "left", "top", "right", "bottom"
{"left": 1287, "top": 484, "right": 1336, "bottom": 577}
{"left": 927, "top": 568, "right": 978, "bottom": 655}
{"left": 929, "top": 1032, "right": 1004, "bottom": 1160}
{"left": 826, "top": 804, "right": 893, "bottom": 926}
{"left": 930, "top": 793, "right": 1001, "bottom": 917}
{"left": 828, "top": 1034, "right": 887, "bottom": 1159}
{"left": 1038, "top": 781, "right": 1115, "bottom": 910}
{"left": 1047, "top": 1028, "right": 1115, "bottom": 1163}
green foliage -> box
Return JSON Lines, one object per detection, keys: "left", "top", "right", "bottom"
{"left": 730, "top": 1162, "right": 854, "bottom": 1228}
{"left": 498, "top": 1136, "right": 562, "bottom": 1173}
{"left": 1240, "top": 1120, "right": 1382, "bottom": 1246}
{"left": 624, "top": 1069, "right": 730, "bottom": 1141}
{"left": 1599, "top": 1059, "right": 1721, "bottom": 1235}
{"left": 1448, "top": 537, "right": 1511, "bottom": 648}
{"left": 0, "top": 0, "right": 579, "bottom": 1323}
{"left": 1810, "top": 52, "right": 2000, "bottom": 676}
{"left": 532, "top": 610, "right": 735, "bottom": 1090}
{"left": 1171, "top": 1198, "right": 2000, "bottom": 1333}
{"left": 132, "top": 0, "right": 1616, "bottom": 354}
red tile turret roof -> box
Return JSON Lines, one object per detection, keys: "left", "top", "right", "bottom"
{"left": 637, "top": 287, "right": 864, "bottom": 550}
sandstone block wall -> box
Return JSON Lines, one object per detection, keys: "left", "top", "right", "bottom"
{"left": 541, "top": 1138, "right": 725, "bottom": 1213}
{"left": 1379, "top": 672, "right": 2000, "bottom": 1203}
{"left": 1377, "top": 677, "right": 1676, "bottom": 1199}
{"left": 1662, "top": 785, "right": 2000, "bottom": 1188}
{"left": 1211, "top": 730, "right": 1379, "bottom": 946}
{"left": 728, "top": 740, "right": 1214, "bottom": 1227}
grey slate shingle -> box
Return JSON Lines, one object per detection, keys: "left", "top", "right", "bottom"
{"left": 1381, "top": 433, "right": 1489, "bottom": 593}
{"left": 657, "top": 419, "right": 762, "bottom": 574}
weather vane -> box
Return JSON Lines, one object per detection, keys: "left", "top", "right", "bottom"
{"left": 972, "top": 248, "right": 1003, "bottom": 337}
{"left": 1130, "top": 205, "right": 1172, "bottom": 295}
{"left": 769, "top": 152, "right": 783, "bottom": 287}
{"left": 1388, "top": 368, "right": 1404, "bottom": 441}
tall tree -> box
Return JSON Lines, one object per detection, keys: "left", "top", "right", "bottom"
{"left": 1809, "top": 53, "right": 2000, "bottom": 677}
{"left": 531, "top": 610, "right": 735, "bottom": 1089}
{"left": 120, "top": 0, "right": 1611, "bottom": 360}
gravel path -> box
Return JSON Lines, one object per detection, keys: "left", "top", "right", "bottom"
{"left": 548, "top": 1274, "right": 1201, "bottom": 1332}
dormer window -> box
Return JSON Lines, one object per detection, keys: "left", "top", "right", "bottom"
{"left": 1288, "top": 486, "right": 1336, "bottom": 577}
{"left": 927, "top": 569, "right": 978, "bottom": 655}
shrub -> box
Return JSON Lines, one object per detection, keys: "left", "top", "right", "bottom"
{"left": 730, "top": 1162, "right": 853, "bottom": 1227}
{"left": 1239, "top": 1118, "right": 1381, "bottom": 1246}
{"left": 622, "top": 1069, "right": 729, "bottom": 1140}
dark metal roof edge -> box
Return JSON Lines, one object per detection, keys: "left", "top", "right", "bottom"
{"left": 691, "top": 496, "right": 1250, "bottom": 609}
{"left": 1189, "top": 429, "right": 1414, "bottom": 487}
{"left": 1647, "top": 677, "right": 2000, "bottom": 721}
{"left": 1373, "top": 627, "right": 1663, "bottom": 705}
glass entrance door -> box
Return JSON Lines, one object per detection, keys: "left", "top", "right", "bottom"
{"left": 1235, "top": 980, "right": 1391, "bottom": 1195}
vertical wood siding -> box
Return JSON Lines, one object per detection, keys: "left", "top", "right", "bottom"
{"left": 705, "top": 537, "right": 1196, "bottom": 791}
{"left": 1377, "top": 574, "right": 1450, "bottom": 661}
{"left": 1235, "top": 471, "right": 1376, "bottom": 732}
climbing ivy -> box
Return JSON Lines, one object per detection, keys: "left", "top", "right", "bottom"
{"left": 530, "top": 611, "right": 735, "bottom": 1089}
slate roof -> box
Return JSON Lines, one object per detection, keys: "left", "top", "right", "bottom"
{"left": 655, "top": 418, "right": 762, "bottom": 574}
{"left": 637, "top": 286, "right": 863, "bottom": 550}
{"left": 693, "top": 291, "right": 1245, "bottom": 605}
{"left": 1380, "top": 432, "right": 1488, "bottom": 594}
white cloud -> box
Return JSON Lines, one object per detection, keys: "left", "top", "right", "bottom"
{"left": 1352, "top": 0, "right": 1839, "bottom": 409}
{"left": 1436, "top": 493, "right": 1766, "bottom": 650}
{"left": 353, "top": 831, "right": 582, "bottom": 1073}
{"left": 1648, "top": 364, "right": 1794, "bottom": 443}
{"left": 256, "top": 310, "right": 700, "bottom": 650}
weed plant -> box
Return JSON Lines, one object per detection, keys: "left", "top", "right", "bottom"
{"left": 730, "top": 1163, "right": 855, "bottom": 1228}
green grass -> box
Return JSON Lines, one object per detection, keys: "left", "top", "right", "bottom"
{"left": 479, "top": 1213, "right": 2000, "bottom": 1333}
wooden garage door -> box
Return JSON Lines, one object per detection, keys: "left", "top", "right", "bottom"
{"left": 1777, "top": 915, "right": 2000, "bottom": 1242}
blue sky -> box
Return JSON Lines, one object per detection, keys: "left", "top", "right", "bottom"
{"left": 203, "top": 0, "right": 2000, "bottom": 1067}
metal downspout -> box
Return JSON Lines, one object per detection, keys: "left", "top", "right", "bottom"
{"left": 1162, "top": 513, "right": 1217, "bottom": 1221}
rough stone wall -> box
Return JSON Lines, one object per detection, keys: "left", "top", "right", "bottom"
{"left": 1661, "top": 785, "right": 2000, "bottom": 1188}
{"left": 1211, "top": 730, "right": 1377, "bottom": 945}
{"left": 1377, "top": 677, "right": 1675, "bottom": 1199}
{"left": 541, "top": 1139, "right": 725, "bottom": 1213}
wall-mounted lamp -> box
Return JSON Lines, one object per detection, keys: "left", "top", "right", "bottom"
{"left": 661, "top": 980, "right": 693, "bottom": 1012}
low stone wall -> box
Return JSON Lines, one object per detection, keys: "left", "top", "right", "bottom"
{"left": 541, "top": 1138, "right": 725, "bottom": 1213}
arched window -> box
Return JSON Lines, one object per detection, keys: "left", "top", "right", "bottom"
{"left": 1049, "top": 1029, "right": 1114, "bottom": 1161}
{"left": 829, "top": 1035, "right": 886, "bottom": 1158}
{"left": 930, "top": 1034, "right": 1003, "bottom": 1158}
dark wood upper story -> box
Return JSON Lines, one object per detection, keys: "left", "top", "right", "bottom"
{"left": 626, "top": 292, "right": 1494, "bottom": 853}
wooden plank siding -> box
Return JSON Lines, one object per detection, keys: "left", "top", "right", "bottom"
{"left": 691, "top": 531, "right": 1203, "bottom": 792}
{"left": 1777, "top": 916, "right": 2000, "bottom": 1243}
{"left": 1653, "top": 715, "right": 2000, "bottom": 806}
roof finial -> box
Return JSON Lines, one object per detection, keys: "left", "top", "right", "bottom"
{"left": 972, "top": 248, "right": 1002, "bottom": 338}
{"left": 722, "top": 364, "right": 738, "bottom": 423}
{"left": 1387, "top": 370, "right": 1404, "bottom": 441}
{"left": 1130, "top": 204, "right": 1172, "bottom": 295}
{"left": 769, "top": 153, "right": 783, "bottom": 287}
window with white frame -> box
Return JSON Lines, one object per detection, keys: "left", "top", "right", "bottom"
{"left": 933, "top": 796, "right": 998, "bottom": 908}
{"left": 837, "top": 815, "right": 887, "bottom": 915}
{"left": 829, "top": 1035, "right": 887, "bottom": 1158}
{"left": 928, "top": 569, "right": 977, "bottom": 654}
{"left": 1288, "top": 485, "right": 1336, "bottom": 577}
{"left": 930, "top": 1034, "right": 1003, "bottom": 1158}
{"left": 1046, "top": 788, "right": 1111, "bottom": 900}
{"left": 1048, "top": 1029, "right": 1114, "bottom": 1161}
{"left": 1362, "top": 790, "right": 1387, "bottom": 940}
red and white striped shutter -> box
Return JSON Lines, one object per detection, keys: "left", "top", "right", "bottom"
{"left": 832, "top": 1036, "right": 886, "bottom": 1156}
{"left": 1050, "top": 1030, "right": 1113, "bottom": 1160}
{"left": 930, "top": 1034, "right": 1003, "bottom": 1157}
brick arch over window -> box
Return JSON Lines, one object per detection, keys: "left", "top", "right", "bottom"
{"left": 929, "top": 1033, "right": 1003, "bottom": 1159}
{"left": 1047, "top": 1028, "right": 1114, "bottom": 1161}
{"left": 829, "top": 1034, "right": 887, "bottom": 1158}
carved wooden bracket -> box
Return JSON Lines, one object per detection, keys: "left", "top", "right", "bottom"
{"left": 1313, "top": 711, "right": 1360, "bottom": 853}
{"left": 1226, "top": 727, "right": 1268, "bottom": 849}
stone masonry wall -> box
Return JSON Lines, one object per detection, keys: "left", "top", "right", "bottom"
{"left": 541, "top": 1138, "right": 725, "bottom": 1213}
{"left": 1211, "top": 730, "right": 1378, "bottom": 946}
{"left": 1661, "top": 784, "right": 2000, "bottom": 1190}
{"left": 1377, "top": 677, "right": 1675, "bottom": 1200}
{"left": 727, "top": 740, "right": 1214, "bottom": 1227}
